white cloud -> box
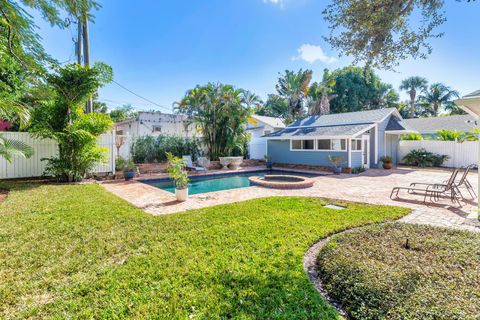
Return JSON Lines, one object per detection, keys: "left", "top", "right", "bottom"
{"left": 263, "top": 0, "right": 284, "bottom": 6}
{"left": 292, "top": 44, "right": 337, "bottom": 64}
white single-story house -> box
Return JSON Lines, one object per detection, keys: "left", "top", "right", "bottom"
{"left": 247, "top": 115, "right": 285, "bottom": 159}
{"left": 264, "top": 108, "right": 418, "bottom": 169}
{"left": 115, "top": 111, "right": 196, "bottom": 137}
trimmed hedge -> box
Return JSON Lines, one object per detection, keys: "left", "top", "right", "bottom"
{"left": 130, "top": 135, "right": 200, "bottom": 163}
{"left": 317, "top": 223, "right": 480, "bottom": 320}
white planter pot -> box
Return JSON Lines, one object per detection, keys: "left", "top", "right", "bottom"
{"left": 175, "top": 188, "right": 188, "bottom": 202}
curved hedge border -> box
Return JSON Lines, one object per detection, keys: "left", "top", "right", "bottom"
{"left": 316, "top": 223, "right": 480, "bottom": 319}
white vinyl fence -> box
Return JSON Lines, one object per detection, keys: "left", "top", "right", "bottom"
{"left": 0, "top": 132, "right": 116, "bottom": 179}
{"left": 398, "top": 140, "right": 478, "bottom": 168}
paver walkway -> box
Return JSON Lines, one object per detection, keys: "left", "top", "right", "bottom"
{"left": 102, "top": 167, "right": 479, "bottom": 232}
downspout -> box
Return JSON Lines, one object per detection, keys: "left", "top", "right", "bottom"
{"left": 347, "top": 138, "right": 352, "bottom": 168}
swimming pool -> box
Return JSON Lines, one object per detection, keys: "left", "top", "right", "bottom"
{"left": 143, "top": 170, "right": 318, "bottom": 195}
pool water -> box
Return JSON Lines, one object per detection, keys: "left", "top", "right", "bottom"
{"left": 144, "top": 170, "right": 317, "bottom": 195}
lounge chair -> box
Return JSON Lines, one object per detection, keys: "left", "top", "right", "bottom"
{"left": 448, "top": 164, "right": 476, "bottom": 200}
{"left": 390, "top": 168, "right": 462, "bottom": 207}
{"left": 182, "top": 155, "right": 207, "bottom": 172}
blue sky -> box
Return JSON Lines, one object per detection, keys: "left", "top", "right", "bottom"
{"left": 36, "top": 0, "right": 480, "bottom": 112}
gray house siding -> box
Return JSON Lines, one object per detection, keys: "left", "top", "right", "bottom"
{"left": 267, "top": 140, "right": 348, "bottom": 167}
{"left": 369, "top": 114, "right": 391, "bottom": 167}
{"left": 385, "top": 134, "right": 400, "bottom": 164}
{"left": 351, "top": 152, "right": 363, "bottom": 168}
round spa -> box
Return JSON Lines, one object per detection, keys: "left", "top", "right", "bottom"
{"left": 248, "top": 174, "right": 315, "bottom": 189}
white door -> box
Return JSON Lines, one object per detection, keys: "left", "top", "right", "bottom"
{"left": 362, "top": 137, "right": 370, "bottom": 168}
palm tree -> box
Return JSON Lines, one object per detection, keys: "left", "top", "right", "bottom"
{"left": 419, "top": 83, "right": 460, "bottom": 116}
{"left": 399, "top": 76, "right": 428, "bottom": 118}
{"left": 275, "top": 69, "right": 313, "bottom": 120}
{"left": 0, "top": 104, "right": 33, "bottom": 162}
{"left": 307, "top": 69, "right": 336, "bottom": 116}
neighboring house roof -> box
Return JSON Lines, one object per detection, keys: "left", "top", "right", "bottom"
{"left": 266, "top": 123, "right": 374, "bottom": 138}
{"left": 464, "top": 90, "right": 480, "bottom": 98}
{"left": 288, "top": 108, "right": 398, "bottom": 128}
{"left": 265, "top": 108, "right": 399, "bottom": 138}
{"left": 250, "top": 115, "right": 285, "bottom": 129}
{"left": 402, "top": 115, "right": 476, "bottom": 134}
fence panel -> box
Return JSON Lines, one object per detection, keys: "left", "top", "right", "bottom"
{"left": 0, "top": 132, "right": 115, "bottom": 179}
{"left": 398, "top": 140, "right": 478, "bottom": 168}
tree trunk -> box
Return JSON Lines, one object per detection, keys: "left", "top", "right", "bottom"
{"left": 76, "top": 18, "right": 82, "bottom": 64}
{"left": 409, "top": 89, "right": 416, "bottom": 118}
{"left": 82, "top": 13, "right": 93, "bottom": 113}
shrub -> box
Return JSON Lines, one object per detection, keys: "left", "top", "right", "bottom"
{"left": 351, "top": 166, "right": 366, "bottom": 174}
{"left": 115, "top": 156, "right": 135, "bottom": 172}
{"left": 402, "top": 148, "right": 448, "bottom": 167}
{"left": 436, "top": 129, "right": 463, "bottom": 141}
{"left": 379, "top": 155, "right": 392, "bottom": 163}
{"left": 166, "top": 152, "right": 189, "bottom": 189}
{"left": 401, "top": 133, "right": 422, "bottom": 140}
{"left": 130, "top": 135, "right": 200, "bottom": 163}
{"left": 317, "top": 223, "right": 480, "bottom": 320}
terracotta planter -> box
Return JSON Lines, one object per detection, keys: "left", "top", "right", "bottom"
{"left": 382, "top": 162, "right": 393, "bottom": 170}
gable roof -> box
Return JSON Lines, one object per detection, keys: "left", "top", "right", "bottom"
{"left": 385, "top": 117, "right": 417, "bottom": 133}
{"left": 402, "top": 115, "right": 476, "bottom": 134}
{"left": 265, "top": 123, "right": 374, "bottom": 139}
{"left": 288, "top": 108, "right": 398, "bottom": 128}
{"left": 250, "top": 115, "right": 285, "bottom": 128}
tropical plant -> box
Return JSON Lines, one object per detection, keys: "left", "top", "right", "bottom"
{"left": 166, "top": 152, "right": 189, "bottom": 189}
{"left": 257, "top": 94, "right": 289, "bottom": 121}
{"left": 460, "top": 128, "right": 479, "bottom": 142}
{"left": 402, "top": 148, "right": 448, "bottom": 168}
{"left": 322, "top": 1, "right": 475, "bottom": 70}
{"left": 115, "top": 156, "right": 135, "bottom": 172}
{"left": 379, "top": 155, "right": 392, "bottom": 163}
{"left": 436, "top": 129, "right": 463, "bottom": 141}
{"left": 328, "top": 155, "right": 344, "bottom": 167}
{"left": 401, "top": 133, "right": 423, "bottom": 141}
{"left": 307, "top": 69, "right": 336, "bottom": 115}
{"left": 29, "top": 63, "right": 113, "bottom": 182}
{"left": 399, "top": 76, "right": 428, "bottom": 118}
{"left": 275, "top": 69, "right": 312, "bottom": 120}
{"left": 130, "top": 135, "right": 200, "bottom": 163}
{"left": 418, "top": 83, "right": 460, "bottom": 116}
{"left": 0, "top": 134, "right": 33, "bottom": 162}
{"left": 175, "top": 83, "right": 255, "bottom": 160}
{"left": 351, "top": 165, "right": 366, "bottom": 174}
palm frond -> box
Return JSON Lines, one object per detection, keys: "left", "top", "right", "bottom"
{"left": 0, "top": 135, "right": 34, "bottom": 163}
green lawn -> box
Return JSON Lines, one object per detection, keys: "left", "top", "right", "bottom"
{"left": 318, "top": 223, "right": 480, "bottom": 320}
{"left": 0, "top": 182, "right": 409, "bottom": 319}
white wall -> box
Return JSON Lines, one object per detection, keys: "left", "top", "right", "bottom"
{"left": 248, "top": 126, "right": 272, "bottom": 160}
{"left": 398, "top": 140, "right": 478, "bottom": 168}
{"left": 0, "top": 132, "right": 116, "bottom": 179}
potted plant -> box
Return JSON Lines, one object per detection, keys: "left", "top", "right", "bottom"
{"left": 166, "top": 152, "right": 190, "bottom": 201}
{"left": 328, "top": 155, "right": 344, "bottom": 174}
{"left": 380, "top": 155, "right": 393, "bottom": 169}
{"left": 116, "top": 157, "right": 136, "bottom": 180}
{"left": 264, "top": 154, "right": 273, "bottom": 170}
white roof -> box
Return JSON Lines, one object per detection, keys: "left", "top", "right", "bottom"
{"left": 251, "top": 115, "right": 286, "bottom": 129}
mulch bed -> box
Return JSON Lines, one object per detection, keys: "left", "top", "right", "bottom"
{"left": 0, "top": 189, "right": 8, "bottom": 203}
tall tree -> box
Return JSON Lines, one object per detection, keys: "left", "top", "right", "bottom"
{"left": 327, "top": 66, "right": 388, "bottom": 113}
{"left": 306, "top": 69, "right": 336, "bottom": 116}
{"left": 399, "top": 76, "right": 428, "bottom": 118}
{"left": 323, "top": 0, "right": 475, "bottom": 70}
{"left": 256, "top": 94, "right": 289, "bottom": 120}
{"left": 418, "top": 83, "right": 460, "bottom": 116}
{"left": 175, "top": 83, "right": 255, "bottom": 160}
{"left": 275, "top": 69, "right": 312, "bottom": 120}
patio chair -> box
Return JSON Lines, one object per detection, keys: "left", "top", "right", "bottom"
{"left": 182, "top": 155, "right": 207, "bottom": 172}
{"left": 390, "top": 168, "right": 462, "bottom": 207}
{"left": 447, "top": 164, "right": 476, "bottom": 200}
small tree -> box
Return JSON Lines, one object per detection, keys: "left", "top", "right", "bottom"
{"left": 30, "top": 63, "right": 113, "bottom": 182}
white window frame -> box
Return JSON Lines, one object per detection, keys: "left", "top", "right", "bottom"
{"left": 351, "top": 139, "right": 363, "bottom": 152}
{"left": 290, "top": 139, "right": 316, "bottom": 151}
{"left": 289, "top": 138, "right": 347, "bottom": 152}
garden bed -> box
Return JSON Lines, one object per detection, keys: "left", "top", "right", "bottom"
{"left": 317, "top": 223, "right": 480, "bottom": 319}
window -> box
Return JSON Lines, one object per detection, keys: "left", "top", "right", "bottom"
{"left": 317, "top": 139, "right": 347, "bottom": 151}
{"left": 153, "top": 125, "right": 162, "bottom": 133}
{"left": 291, "top": 139, "right": 314, "bottom": 150}
{"left": 116, "top": 130, "right": 124, "bottom": 136}
{"left": 352, "top": 139, "right": 363, "bottom": 151}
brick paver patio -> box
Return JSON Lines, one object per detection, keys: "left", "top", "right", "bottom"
{"left": 102, "top": 167, "right": 479, "bottom": 232}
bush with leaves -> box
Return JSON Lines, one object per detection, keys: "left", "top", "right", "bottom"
{"left": 401, "top": 133, "right": 423, "bottom": 141}
{"left": 130, "top": 135, "right": 200, "bottom": 164}
{"left": 402, "top": 148, "right": 448, "bottom": 168}
{"left": 30, "top": 63, "right": 113, "bottom": 182}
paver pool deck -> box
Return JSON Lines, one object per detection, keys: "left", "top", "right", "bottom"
{"left": 102, "top": 167, "right": 480, "bottom": 232}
